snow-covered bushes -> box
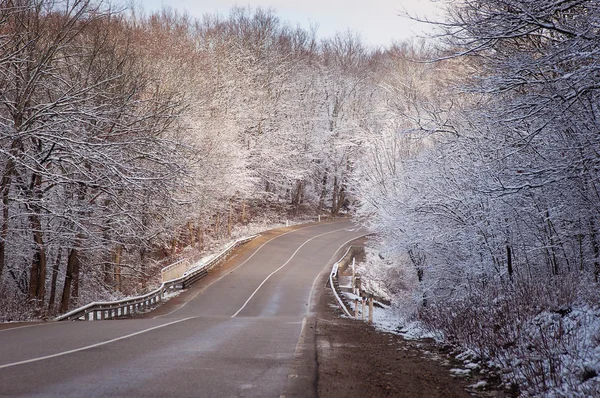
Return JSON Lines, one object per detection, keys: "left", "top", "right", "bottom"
{"left": 420, "top": 275, "right": 600, "bottom": 396}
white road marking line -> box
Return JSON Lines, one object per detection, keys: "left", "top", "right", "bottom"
{"left": 0, "top": 323, "right": 47, "bottom": 333}
{"left": 0, "top": 317, "right": 195, "bottom": 369}
{"left": 155, "top": 221, "right": 348, "bottom": 318}
{"left": 231, "top": 227, "right": 350, "bottom": 318}
{"left": 293, "top": 317, "right": 308, "bottom": 358}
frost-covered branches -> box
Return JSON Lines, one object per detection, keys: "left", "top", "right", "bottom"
{"left": 0, "top": 0, "right": 189, "bottom": 314}
{"left": 352, "top": 1, "right": 600, "bottom": 395}
{"left": 0, "top": 3, "right": 386, "bottom": 318}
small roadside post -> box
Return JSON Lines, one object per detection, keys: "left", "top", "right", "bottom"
{"left": 368, "top": 294, "right": 374, "bottom": 325}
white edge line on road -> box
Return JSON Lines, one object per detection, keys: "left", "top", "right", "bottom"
{"left": 293, "top": 317, "right": 308, "bottom": 359}
{"left": 0, "top": 323, "right": 47, "bottom": 333}
{"left": 155, "top": 220, "right": 348, "bottom": 319}
{"left": 231, "top": 226, "right": 351, "bottom": 318}
{"left": 0, "top": 317, "right": 195, "bottom": 370}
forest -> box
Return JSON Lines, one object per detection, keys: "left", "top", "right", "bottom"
{"left": 1, "top": 0, "right": 599, "bottom": 395}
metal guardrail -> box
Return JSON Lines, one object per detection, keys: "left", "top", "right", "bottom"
{"left": 329, "top": 246, "right": 354, "bottom": 317}
{"left": 160, "top": 258, "right": 191, "bottom": 282}
{"left": 55, "top": 235, "right": 257, "bottom": 321}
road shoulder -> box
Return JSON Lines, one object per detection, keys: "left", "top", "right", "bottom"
{"left": 315, "top": 285, "right": 478, "bottom": 397}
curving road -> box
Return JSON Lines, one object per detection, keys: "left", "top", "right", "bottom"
{"left": 0, "top": 220, "right": 365, "bottom": 397}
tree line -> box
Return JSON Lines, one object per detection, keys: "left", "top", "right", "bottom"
{"left": 353, "top": 0, "right": 600, "bottom": 395}
{"left": 0, "top": 0, "right": 387, "bottom": 318}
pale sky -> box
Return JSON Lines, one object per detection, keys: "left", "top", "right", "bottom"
{"left": 138, "top": 0, "right": 444, "bottom": 48}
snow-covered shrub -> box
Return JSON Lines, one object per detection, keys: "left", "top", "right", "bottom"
{"left": 420, "top": 274, "right": 600, "bottom": 396}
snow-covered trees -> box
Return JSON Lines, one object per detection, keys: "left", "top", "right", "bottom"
{"left": 0, "top": 3, "right": 384, "bottom": 317}
{"left": 0, "top": 0, "right": 189, "bottom": 314}
{"left": 353, "top": 1, "right": 600, "bottom": 394}
{"left": 356, "top": 0, "right": 600, "bottom": 298}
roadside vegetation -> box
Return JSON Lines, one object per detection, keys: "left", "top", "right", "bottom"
{"left": 1, "top": 1, "right": 598, "bottom": 395}
{"left": 354, "top": 1, "right": 600, "bottom": 396}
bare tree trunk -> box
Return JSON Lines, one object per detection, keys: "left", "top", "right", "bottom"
{"left": 113, "top": 245, "right": 122, "bottom": 292}
{"left": 0, "top": 145, "right": 17, "bottom": 281}
{"left": 319, "top": 171, "right": 328, "bottom": 212}
{"left": 187, "top": 221, "right": 195, "bottom": 247}
{"left": 506, "top": 245, "right": 513, "bottom": 281}
{"left": 241, "top": 201, "right": 246, "bottom": 224}
{"left": 72, "top": 249, "right": 80, "bottom": 307}
{"left": 170, "top": 237, "right": 177, "bottom": 255}
{"left": 546, "top": 211, "right": 559, "bottom": 276}
{"left": 331, "top": 176, "right": 346, "bottom": 216}
{"left": 28, "top": 211, "right": 47, "bottom": 306}
{"left": 228, "top": 201, "right": 233, "bottom": 237}
{"left": 196, "top": 223, "right": 204, "bottom": 248}
{"left": 140, "top": 247, "right": 146, "bottom": 289}
{"left": 331, "top": 175, "right": 338, "bottom": 215}
{"left": 292, "top": 180, "right": 304, "bottom": 210}
{"left": 60, "top": 247, "right": 79, "bottom": 313}
{"left": 590, "top": 218, "right": 600, "bottom": 282}
{"left": 47, "top": 247, "right": 62, "bottom": 314}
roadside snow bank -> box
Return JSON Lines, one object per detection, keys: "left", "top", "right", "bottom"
{"left": 497, "top": 305, "right": 600, "bottom": 397}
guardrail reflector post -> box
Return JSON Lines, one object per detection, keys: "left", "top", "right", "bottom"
{"left": 361, "top": 298, "right": 365, "bottom": 321}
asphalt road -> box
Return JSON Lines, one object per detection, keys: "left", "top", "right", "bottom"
{"left": 0, "top": 220, "right": 365, "bottom": 397}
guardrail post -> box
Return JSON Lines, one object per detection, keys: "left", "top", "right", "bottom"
{"left": 368, "top": 296, "right": 374, "bottom": 324}
{"left": 361, "top": 298, "right": 366, "bottom": 321}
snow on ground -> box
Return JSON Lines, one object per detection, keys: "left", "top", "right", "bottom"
{"left": 450, "top": 368, "right": 471, "bottom": 377}
{"left": 341, "top": 283, "right": 600, "bottom": 396}
{"left": 468, "top": 380, "right": 488, "bottom": 389}
{"left": 340, "top": 291, "right": 439, "bottom": 340}
{"left": 161, "top": 289, "right": 183, "bottom": 301}
{"left": 495, "top": 304, "right": 600, "bottom": 397}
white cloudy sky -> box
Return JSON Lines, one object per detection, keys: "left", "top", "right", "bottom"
{"left": 139, "top": 0, "right": 444, "bottom": 47}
